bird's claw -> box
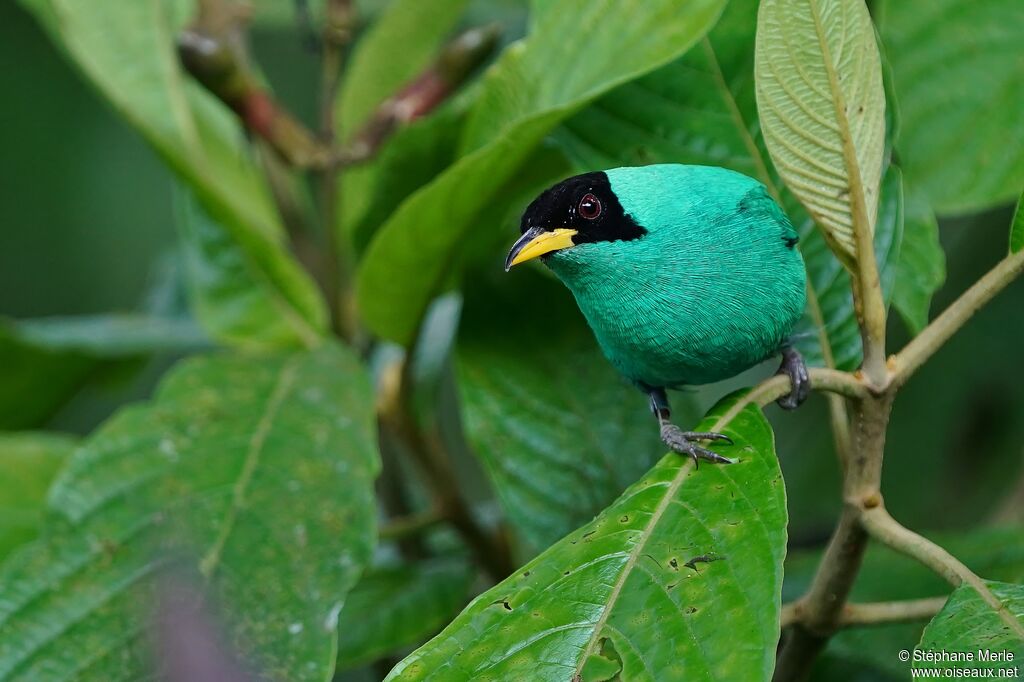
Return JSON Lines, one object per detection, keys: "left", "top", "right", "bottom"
{"left": 776, "top": 346, "right": 809, "bottom": 410}
{"left": 660, "top": 424, "right": 735, "bottom": 468}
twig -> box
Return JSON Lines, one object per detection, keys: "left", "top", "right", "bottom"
{"left": 893, "top": 249, "right": 1024, "bottom": 388}
{"left": 727, "top": 368, "right": 866, "bottom": 414}
{"left": 378, "top": 358, "right": 513, "bottom": 581}
{"left": 177, "top": 15, "right": 498, "bottom": 172}
{"left": 380, "top": 509, "right": 444, "bottom": 540}
{"left": 781, "top": 596, "right": 947, "bottom": 629}
{"left": 341, "top": 24, "right": 500, "bottom": 160}
{"left": 318, "top": 0, "right": 356, "bottom": 340}
{"left": 861, "top": 507, "right": 1024, "bottom": 638}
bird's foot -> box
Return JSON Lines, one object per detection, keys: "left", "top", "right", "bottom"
{"left": 660, "top": 423, "right": 734, "bottom": 467}
{"left": 776, "top": 346, "right": 809, "bottom": 410}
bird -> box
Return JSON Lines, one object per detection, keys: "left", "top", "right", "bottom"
{"left": 504, "top": 164, "right": 808, "bottom": 465}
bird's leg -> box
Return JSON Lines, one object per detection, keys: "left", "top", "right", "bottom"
{"left": 646, "top": 387, "right": 734, "bottom": 467}
{"left": 775, "top": 346, "right": 810, "bottom": 410}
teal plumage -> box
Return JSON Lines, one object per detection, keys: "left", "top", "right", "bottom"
{"left": 506, "top": 163, "right": 808, "bottom": 463}
{"left": 545, "top": 165, "right": 804, "bottom": 389}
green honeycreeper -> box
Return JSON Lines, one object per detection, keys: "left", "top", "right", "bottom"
{"left": 505, "top": 164, "right": 808, "bottom": 464}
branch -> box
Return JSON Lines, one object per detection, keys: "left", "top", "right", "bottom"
{"left": 732, "top": 368, "right": 867, "bottom": 414}
{"left": 782, "top": 596, "right": 947, "bottom": 629}
{"left": 177, "top": 17, "right": 498, "bottom": 170}
{"left": 861, "top": 507, "right": 1024, "bottom": 639}
{"left": 341, "top": 24, "right": 500, "bottom": 161}
{"left": 318, "top": 0, "right": 356, "bottom": 340}
{"left": 773, "top": 393, "right": 893, "bottom": 682}
{"left": 377, "top": 358, "right": 513, "bottom": 581}
{"left": 893, "top": 249, "right": 1024, "bottom": 388}
{"left": 380, "top": 509, "right": 443, "bottom": 541}
{"left": 860, "top": 507, "right": 983, "bottom": 588}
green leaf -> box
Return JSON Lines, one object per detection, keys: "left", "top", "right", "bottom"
{"left": 877, "top": 0, "right": 1024, "bottom": 215}
{"left": 337, "top": 0, "right": 470, "bottom": 136}
{"left": 176, "top": 187, "right": 325, "bottom": 350}
{"left": 1011, "top": 191, "right": 1024, "bottom": 255}
{"left": 343, "top": 107, "right": 465, "bottom": 248}
{"left": 0, "top": 321, "right": 101, "bottom": 430}
{"left": 892, "top": 189, "right": 945, "bottom": 333}
{"left": 755, "top": 0, "right": 886, "bottom": 266}
{"left": 336, "top": 559, "right": 474, "bottom": 670}
{"left": 789, "top": 166, "right": 903, "bottom": 369}
{"left": 356, "top": 0, "right": 728, "bottom": 346}
{"left": 0, "top": 344, "right": 379, "bottom": 681}
{"left": 20, "top": 0, "right": 329, "bottom": 348}
{"left": 0, "top": 433, "right": 75, "bottom": 561}
{"left": 915, "top": 581, "right": 1024, "bottom": 669}
{"left": 786, "top": 526, "right": 1024, "bottom": 678}
{"left": 457, "top": 271, "right": 687, "bottom": 553}
{"left": 386, "top": 395, "right": 787, "bottom": 681}
{"left": 0, "top": 314, "right": 205, "bottom": 430}
{"left": 13, "top": 315, "right": 208, "bottom": 357}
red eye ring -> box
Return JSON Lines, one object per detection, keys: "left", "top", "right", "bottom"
{"left": 578, "top": 193, "right": 602, "bottom": 220}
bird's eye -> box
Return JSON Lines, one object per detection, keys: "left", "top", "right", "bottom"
{"left": 578, "top": 193, "right": 602, "bottom": 220}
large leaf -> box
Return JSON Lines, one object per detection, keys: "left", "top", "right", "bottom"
{"left": 877, "top": 0, "right": 1024, "bottom": 215}
{"left": 457, "top": 271, "right": 684, "bottom": 552}
{"left": 336, "top": 559, "right": 474, "bottom": 670}
{"left": 356, "top": 0, "right": 728, "bottom": 346}
{"left": 336, "top": 0, "right": 470, "bottom": 136}
{"left": 786, "top": 526, "right": 1024, "bottom": 678}
{"left": 0, "top": 433, "right": 75, "bottom": 561}
{"left": 14, "top": 315, "right": 208, "bottom": 357}
{"left": 755, "top": 0, "right": 886, "bottom": 266}
{"left": 915, "top": 581, "right": 1024, "bottom": 670}
{"left": 0, "top": 345, "right": 379, "bottom": 681}
{"left": 21, "top": 0, "right": 329, "bottom": 348}
{"left": 554, "top": 0, "right": 909, "bottom": 370}
{"left": 386, "top": 395, "right": 787, "bottom": 681}
{"left": 176, "top": 188, "right": 324, "bottom": 350}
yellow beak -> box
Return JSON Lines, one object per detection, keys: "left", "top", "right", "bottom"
{"left": 504, "top": 227, "right": 578, "bottom": 271}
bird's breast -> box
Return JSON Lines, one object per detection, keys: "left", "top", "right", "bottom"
{"left": 548, "top": 234, "right": 805, "bottom": 388}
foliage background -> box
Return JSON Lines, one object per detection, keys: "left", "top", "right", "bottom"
{"left": 0, "top": 0, "right": 1022, "bottom": 679}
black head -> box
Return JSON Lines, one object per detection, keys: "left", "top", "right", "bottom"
{"left": 506, "top": 171, "right": 646, "bottom": 270}
{"left": 520, "top": 171, "right": 646, "bottom": 244}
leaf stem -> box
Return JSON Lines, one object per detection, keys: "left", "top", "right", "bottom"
{"left": 893, "top": 249, "right": 1024, "bottom": 388}
{"left": 781, "top": 596, "right": 947, "bottom": 629}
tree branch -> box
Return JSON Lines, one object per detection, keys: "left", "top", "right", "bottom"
{"left": 893, "top": 249, "right": 1024, "bottom": 388}
{"left": 861, "top": 507, "right": 1024, "bottom": 638}
{"left": 178, "top": 17, "right": 498, "bottom": 171}
{"left": 860, "top": 507, "right": 981, "bottom": 588}
{"left": 380, "top": 509, "right": 444, "bottom": 541}
{"left": 782, "top": 596, "right": 947, "bottom": 629}
{"left": 318, "top": 0, "right": 356, "bottom": 340}
{"left": 377, "top": 358, "right": 513, "bottom": 581}
{"left": 774, "top": 390, "right": 893, "bottom": 681}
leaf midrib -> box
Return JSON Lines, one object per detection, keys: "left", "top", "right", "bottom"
{"left": 572, "top": 403, "right": 756, "bottom": 675}
{"left": 198, "top": 357, "right": 300, "bottom": 578}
